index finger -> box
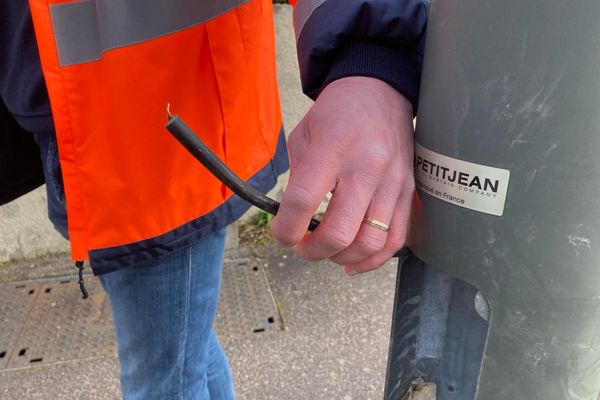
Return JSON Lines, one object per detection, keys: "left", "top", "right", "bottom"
{"left": 271, "top": 143, "right": 339, "bottom": 247}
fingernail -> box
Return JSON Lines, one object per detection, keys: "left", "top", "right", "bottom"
{"left": 345, "top": 266, "right": 358, "bottom": 276}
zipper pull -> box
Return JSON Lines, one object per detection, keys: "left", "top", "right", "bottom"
{"left": 75, "top": 260, "right": 89, "bottom": 299}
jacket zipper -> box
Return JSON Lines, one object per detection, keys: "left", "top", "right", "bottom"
{"left": 75, "top": 260, "right": 89, "bottom": 299}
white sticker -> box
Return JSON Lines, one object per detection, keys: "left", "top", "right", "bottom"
{"left": 414, "top": 142, "right": 510, "bottom": 216}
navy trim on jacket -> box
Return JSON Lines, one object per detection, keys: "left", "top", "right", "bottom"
{"left": 89, "top": 128, "right": 289, "bottom": 275}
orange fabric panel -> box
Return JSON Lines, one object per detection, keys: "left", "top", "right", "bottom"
{"left": 30, "top": 0, "right": 89, "bottom": 260}
{"left": 205, "top": 0, "right": 282, "bottom": 197}
{"left": 257, "top": 1, "right": 284, "bottom": 166}
{"left": 29, "top": 0, "right": 282, "bottom": 260}
{"left": 67, "top": 26, "right": 226, "bottom": 250}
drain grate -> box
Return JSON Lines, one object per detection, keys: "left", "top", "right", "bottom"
{"left": 0, "top": 277, "right": 116, "bottom": 370}
{"left": 0, "top": 282, "right": 39, "bottom": 369}
{"left": 214, "top": 258, "right": 281, "bottom": 339}
{"left": 0, "top": 256, "right": 281, "bottom": 370}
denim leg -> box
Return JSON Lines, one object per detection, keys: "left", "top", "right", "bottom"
{"left": 99, "top": 229, "right": 235, "bottom": 400}
{"left": 207, "top": 331, "right": 235, "bottom": 400}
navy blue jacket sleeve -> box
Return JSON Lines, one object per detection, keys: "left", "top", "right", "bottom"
{"left": 294, "top": 0, "right": 429, "bottom": 111}
{"left": 0, "top": 0, "right": 53, "bottom": 133}
{"left": 0, "top": 1, "right": 50, "bottom": 204}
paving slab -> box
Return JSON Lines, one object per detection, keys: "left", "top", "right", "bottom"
{"left": 0, "top": 244, "right": 397, "bottom": 400}
{"left": 225, "top": 246, "right": 397, "bottom": 400}
{"left": 0, "top": 357, "right": 121, "bottom": 400}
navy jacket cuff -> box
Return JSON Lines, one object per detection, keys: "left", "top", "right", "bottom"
{"left": 322, "top": 41, "right": 420, "bottom": 113}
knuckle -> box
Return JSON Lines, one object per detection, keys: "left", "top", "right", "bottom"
{"left": 357, "top": 233, "right": 386, "bottom": 254}
{"left": 363, "top": 144, "right": 392, "bottom": 168}
{"left": 402, "top": 177, "right": 416, "bottom": 193}
{"left": 284, "top": 184, "right": 319, "bottom": 214}
{"left": 270, "top": 221, "right": 300, "bottom": 247}
{"left": 387, "top": 231, "right": 407, "bottom": 250}
{"left": 363, "top": 161, "right": 388, "bottom": 177}
{"left": 325, "top": 225, "right": 355, "bottom": 250}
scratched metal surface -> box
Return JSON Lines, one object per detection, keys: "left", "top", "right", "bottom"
{"left": 392, "top": 0, "right": 600, "bottom": 398}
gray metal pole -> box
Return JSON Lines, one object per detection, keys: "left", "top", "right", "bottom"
{"left": 386, "top": 0, "right": 600, "bottom": 399}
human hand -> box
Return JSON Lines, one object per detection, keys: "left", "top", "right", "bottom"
{"left": 271, "top": 76, "right": 415, "bottom": 274}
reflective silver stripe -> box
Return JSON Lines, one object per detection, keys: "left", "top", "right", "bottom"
{"left": 293, "top": 0, "right": 327, "bottom": 42}
{"left": 50, "top": 0, "right": 249, "bottom": 66}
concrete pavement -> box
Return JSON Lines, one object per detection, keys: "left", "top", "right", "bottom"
{"left": 224, "top": 246, "right": 397, "bottom": 400}
{"left": 0, "top": 241, "right": 397, "bottom": 400}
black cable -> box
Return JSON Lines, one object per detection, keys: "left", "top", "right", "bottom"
{"left": 166, "top": 113, "right": 407, "bottom": 258}
{"left": 166, "top": 114, "right": 318, "bottom": 231}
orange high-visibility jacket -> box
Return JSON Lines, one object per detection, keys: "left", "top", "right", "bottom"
{"left": 29, "top": 0, "right": 288, "bottom": 274}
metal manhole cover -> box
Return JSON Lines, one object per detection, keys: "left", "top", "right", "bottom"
{"left": 0, "top": 282, "right": 40, "bottom": 369}
{"left": 0, "top": 277, "right": 116, "bottom": 369}
{"left": 214, "top": 258, "right": 281, "bottom": 339}
{"left": 0, "top": 256, "right": 280, "bottom": 370}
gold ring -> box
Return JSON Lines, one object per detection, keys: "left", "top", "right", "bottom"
{"left": 362, "top": 217, "right": 390, "bottom": 232}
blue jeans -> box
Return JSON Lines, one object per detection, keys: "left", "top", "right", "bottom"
{"left": 35, "top": 132, "right": 235, "bottom": 398}
{"left": 99, "top": 229, "right": 235, "bottom": 400}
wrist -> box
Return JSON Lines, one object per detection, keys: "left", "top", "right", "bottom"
{"left": 326, "top": 76, "right": 414, "bottom": 118}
